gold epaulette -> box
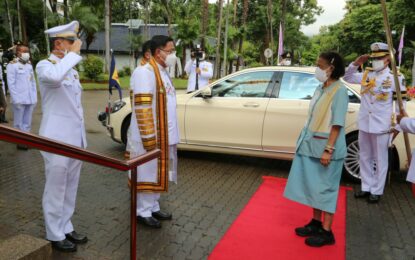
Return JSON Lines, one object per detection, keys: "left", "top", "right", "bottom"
{"left": 9, "top": 59, "right": 17, "bottom": 64}
{"left": 365, "top": 67, "right": 374, "bottom": 72}
{"left": 47, "top": 59, "right": 57, "bottom": 64}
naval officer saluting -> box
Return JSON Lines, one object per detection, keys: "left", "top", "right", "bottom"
{"left": 343, "top": 42, "right": 406, "bottom": 203}
{"left": 36, "top": 21, "right": 87, "bottom": 252}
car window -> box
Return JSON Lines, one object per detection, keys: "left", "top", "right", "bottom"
{"left": 278, "top": 72, "right": 320, "bottom": 100}
{"left": 348, "top": 90, "right": 360, "bottom": 103}
{"left": 211, "top": 71, "right": 274, "bottom": 98}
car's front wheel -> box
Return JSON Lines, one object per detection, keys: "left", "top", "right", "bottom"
{"left": 121, "top": 114, "right": 131, "bottom": 145}
{"left": 343, "top": 133, "right": 360, "bottom": 182}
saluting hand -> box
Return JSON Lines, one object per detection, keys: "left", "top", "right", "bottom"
{"left": 70, "top": 39, "right": 82, "bottom": 54}
{"left": 320, "top": 151, "right": 332, "bottom": 167}
{"left": 353, "top": 54, "right": 370, "bottom": 67}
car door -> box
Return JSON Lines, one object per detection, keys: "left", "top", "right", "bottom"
{"left": 184, "top": 70, "right": 277, "bottom": 150}
{"left": 262, "top": 71, "right": 321, "bottom": 154}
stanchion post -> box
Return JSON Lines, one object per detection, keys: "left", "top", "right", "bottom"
{"left": 130, "top": 167, "right": 137, "bottom": 260}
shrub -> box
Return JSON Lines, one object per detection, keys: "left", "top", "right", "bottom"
{"left": 83, "top": 55, "right": 104, "bottom": 81}
{"left": 118, "top": 69, "right": 125, "bottom": 78}
{"left": 123, "top": 66, "right": 131, "bottom": 76}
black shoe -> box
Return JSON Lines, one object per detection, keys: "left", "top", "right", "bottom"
{"left": 354, "top": 190, "right": 370, "bottom": 198}
{"left": 65, "top": 231, "right": 88, "bottom": 244}
{"left": 368, "top": 194, "right": 381, "bottom": 203}
{"left": 137, "top": 216, "right": 161, "bottom": 228}
{"left": 50, "top": 239, "right": 77, "bottom": 252}
{"left": 305, "top": 229, "right": 335, "bottom": 247}
{"left": 152, "top": 210, "right": 172, "bottom": 220}
{"left": 295, "top": 219, "right": 322, "bottom": 237}
{"left": 16, "top": 144, "right": 28, "bottom": 150}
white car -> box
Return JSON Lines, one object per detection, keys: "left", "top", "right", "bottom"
{"left": 98, "top": 66, "right": 415, "bottom": 182}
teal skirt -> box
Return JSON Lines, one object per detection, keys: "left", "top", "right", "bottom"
{"left": 283, "top": 154, "right": 344, "bottom": 214}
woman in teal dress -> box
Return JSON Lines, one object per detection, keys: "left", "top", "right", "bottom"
{"left": 283, "top": 52, "right": 349, "bottom": 247}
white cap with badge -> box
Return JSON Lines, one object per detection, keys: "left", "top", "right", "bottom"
{"left": 45, "top": 21, "right": 80, "bottom": 41}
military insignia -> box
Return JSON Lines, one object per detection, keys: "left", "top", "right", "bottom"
{"left": 382, "top": 77, "right": 392, "bottom": 89}
{"left": 47, "top": 59, "right": 57, "bottom": 64}
{"left": 376, "top": 92, "right": 389, "bottom": 101}
{"left": 203, "top": 68, "right": 209, "bottom": 72}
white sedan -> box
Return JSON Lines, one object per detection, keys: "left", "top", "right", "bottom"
{"left": 98, "top": 66, "right": 415, "bottom": 182}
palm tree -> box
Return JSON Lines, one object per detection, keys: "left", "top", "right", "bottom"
{"left": 214, "top": 0, "right": 224, "bottom": 78}
{"left": 201, "top": 0, "right": 209, "bottom": 49}
{"left": 236, "top": 0, "right": 248, "bottom": 71}
{"left": 5, "top": 0, "right": 14, "bottom": 45}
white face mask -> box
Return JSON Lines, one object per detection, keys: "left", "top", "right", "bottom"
{"left": 372, "top": 60, "right": 385, "bottom": 71}
{"left": 21, "top": 53, "right": 30, "bottom": 62}
{"left": 165, "top": 53, "right": 177, "bottom": 67}
{"left": 284, "top": 59, "right": 291, "bottom": 66}
{"left": 315, "top": 67, "right": 330, "bottom": 82}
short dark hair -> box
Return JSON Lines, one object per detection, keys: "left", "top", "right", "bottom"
{"left": 16, "top": 44, "right": 28, "bottom": 53}
{"left": 319, "top": 51, "right": 345, "bottom": 80}
{"left": 142, "top": 40, "right": 152, "bottom": 54}
{"left": 150, "top": 35, "right": 174, "bottom": 56}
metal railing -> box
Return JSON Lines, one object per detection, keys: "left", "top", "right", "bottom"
{"left": 0, "top": 124, "right": 160, "bottom": 260}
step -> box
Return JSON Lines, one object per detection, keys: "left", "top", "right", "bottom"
{"left": 0, "top": 234, "right": 51, "bottom": 260}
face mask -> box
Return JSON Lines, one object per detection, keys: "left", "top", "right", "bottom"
{"left": 21, "top": 53, "right": 30, "bottom": 62}
{"left": 165, "top": 53, "right": 177, "bottom": 67}
{"left": 315, "top": 67, "right": 329, "bottom": 83}
{"left": 284, "top": 59, "right": 291, "bottom": 66}
{"left": 372, "top": 60, "right": 385, "bottom": 71}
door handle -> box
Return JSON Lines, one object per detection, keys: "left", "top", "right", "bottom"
{"left": 243, "top": 102, "right": 260, "bottom": 108}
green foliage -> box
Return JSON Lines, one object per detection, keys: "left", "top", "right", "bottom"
{"left": 83, "top": 55, "right": 104, "bottom": 81}
{"left": 123, "top": 66, "right": 132, "bottom": 76}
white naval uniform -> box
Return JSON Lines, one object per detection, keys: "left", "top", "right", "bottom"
{"left": 344, "top": 64, "right": 406, "bottom": 195}
{"left": 185, "top": 59, "right": 213, "bottom": 92}
{"left": 128, "top": 62, "right": 179, "bottom": 217}
{"left": 398, "top": 118, "right": 415, "bottom": 183}
{"left": 36, "top": 52, "right": 87, "bottom": 241}
{"left": 7, "top": 60, "right": 37, "bottom": 132}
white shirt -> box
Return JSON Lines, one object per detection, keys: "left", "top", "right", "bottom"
{"left": 185, "top": 59, "right": 213, "bottom": 92}
{"left": 36, "top": 52, "right": 86, "bottom": 148}
{"left": 7, "top": 60, "right": 37, "bottom": 104}
{"left": 344, "top": 64, "right": 406, "bottom": 134}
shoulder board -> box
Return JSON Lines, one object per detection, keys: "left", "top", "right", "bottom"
{"left": 47, "top": 59, "right": 57, "bottom": 64}
{"left": 9, "top": 59, "right": 17, "bottom": 64}
{"left": 365, "top": 67, "right": 374, "bottom": 72}
{"left": 389, "top": 70, "right": 402, "bottom": 76}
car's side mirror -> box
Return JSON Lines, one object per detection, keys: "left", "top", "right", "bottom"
{"left": 201, "top": 87, "right": 212, "bottom": 99}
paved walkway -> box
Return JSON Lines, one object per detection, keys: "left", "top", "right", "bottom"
{"left": 0, "top": 90, "right": 414, "bottom": 259}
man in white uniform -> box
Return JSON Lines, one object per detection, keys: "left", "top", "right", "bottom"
{"left": 36, "top": 21, "right": 87, "bottom": 252}
{"left": 343, "top": 42, "right": 406, "bottom": 203}
{"left": 7, "top": 44, "right": 37, "bottom": 149}
{"left": 185, "top": 50, "right": 213, "bottom": 93}
{"left": 128, "top": 35, "right": 179, "bottom": 228}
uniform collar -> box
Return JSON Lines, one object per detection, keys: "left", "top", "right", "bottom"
{"left": 49, "top": 53, "right": 61, "bottom": 63}
{"left": 375, "top": 66, "right": 390, "bottom": 75}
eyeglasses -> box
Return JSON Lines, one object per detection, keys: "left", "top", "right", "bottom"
{"left": 159, "top": 49, "right": 176, "bottom": 55}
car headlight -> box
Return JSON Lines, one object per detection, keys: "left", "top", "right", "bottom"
{"left": 111, "top": 100, "right": 126, "bottom": 113}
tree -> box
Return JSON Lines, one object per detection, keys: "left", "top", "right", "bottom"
{"left": 214, "top": 0, "right": 224, "bottom": 78}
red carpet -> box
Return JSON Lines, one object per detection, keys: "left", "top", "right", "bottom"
{"left": 209, "top": 176, "right": 349, "bottom": 260}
